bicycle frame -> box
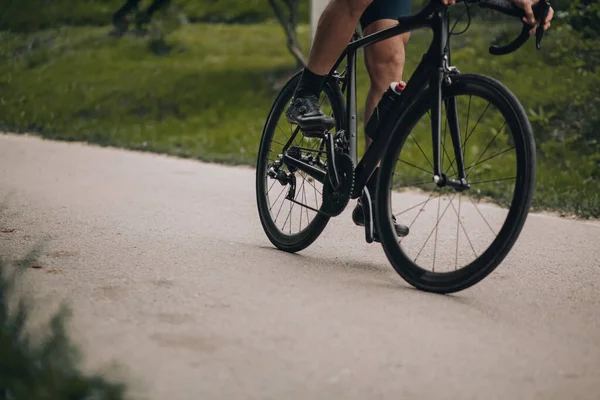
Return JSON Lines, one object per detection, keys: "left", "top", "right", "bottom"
{"left": 284, "top": 1, "right": 470, "bottom": 201}
{"left": 340, "top": 1, "right": 469, "bottom": 198}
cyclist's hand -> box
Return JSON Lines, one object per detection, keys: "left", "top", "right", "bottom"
{"left": 510, "top": 0, "right": 554, "bottom": 32}
{"left": 441, "top": 0, "right": 457, "bottom": 4}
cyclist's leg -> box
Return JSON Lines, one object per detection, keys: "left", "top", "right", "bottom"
{"left": 362, "top": 0, "right": 411, "bottom": 151}
{"left": 287, "top": 0, "right": 373, "bottom": 130}
{"left": 353, "top": 0, "right": 411, "bottom": 238}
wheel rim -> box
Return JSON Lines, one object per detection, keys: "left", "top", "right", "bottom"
{"left": 387, "top": 83, "right": 529, "bottom": 278}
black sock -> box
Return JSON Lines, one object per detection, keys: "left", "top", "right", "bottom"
{"left": 295, "top": 68, "right": 326, "bottom": 99}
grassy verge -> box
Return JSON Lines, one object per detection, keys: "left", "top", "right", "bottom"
{"left": 1, "top": 0, "right": 309, "bottom": 32}
{"left": 0, "top": 20, "right": 598, "bottom": 217}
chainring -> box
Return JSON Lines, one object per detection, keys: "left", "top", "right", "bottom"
{"left": 322, "top": 152, "right": 354, "bottom": 217}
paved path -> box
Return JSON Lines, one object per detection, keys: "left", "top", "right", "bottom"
{"left": 1, "top": 133, "right": 599, "bottom": 400}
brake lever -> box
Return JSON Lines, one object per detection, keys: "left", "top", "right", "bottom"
{"left": 535, "top": 0, "right": 551, "bottom": 49}
{"left": 488, "top": 0, "right": 551, "bottom": 56}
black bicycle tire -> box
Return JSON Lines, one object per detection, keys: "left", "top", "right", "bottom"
{"left": 256, "top": 72, "right": 347, "bottom": 253}
{"left": 376, "top": 73, "right": 536, "bottom": 294}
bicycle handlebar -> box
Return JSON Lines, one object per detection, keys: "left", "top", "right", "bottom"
{"left": 462, "top": 0, "right": 552, "bottom": 56}
{"left": 477, "top": 0, "right": 524, "bottom": 18}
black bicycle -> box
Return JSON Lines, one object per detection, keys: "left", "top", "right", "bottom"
{"left": 256, "top": 0, "right": 551, "bottom": 293}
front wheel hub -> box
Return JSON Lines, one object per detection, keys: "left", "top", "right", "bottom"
{"left": 434, "top": 174, "right": 470, "bottom": 192}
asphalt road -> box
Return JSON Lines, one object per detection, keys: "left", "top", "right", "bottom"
{"left": 1, "top": 133, "right": 599, "bottom": 400}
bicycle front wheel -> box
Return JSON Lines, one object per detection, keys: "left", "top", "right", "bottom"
{"left": 377, "top": 74, "right": 536, "bottom": 293}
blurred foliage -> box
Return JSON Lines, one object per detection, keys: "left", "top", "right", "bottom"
{"left": 0, "top": 254, "right": 127, "bottom": 400}
{"left": 0, "top": 0, "right": 309, "bottom": 33}
{"left": 557, "top": 0, "right": 600, "bottom": 38}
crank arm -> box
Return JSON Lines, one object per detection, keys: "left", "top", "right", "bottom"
{"left": 325, "top": 131, "right": 340, "bottom": 190}
{"left": 361, "top": 187, "right": 374, "bottom": 244}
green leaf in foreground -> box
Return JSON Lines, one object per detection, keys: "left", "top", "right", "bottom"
{"left": 0, "top": 255, "right": 127, "bottom": 400}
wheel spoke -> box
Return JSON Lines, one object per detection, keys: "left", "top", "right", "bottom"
{"left": 445, "top": 101, "right": 491, "bottom": 175}
{"left": 466, "top": 121, "right": 506, "bottom": 178}
{"left": 310, "top": 170, "right": 321, "bottom": 213}
{"left": 410, "top": 133, "right": 434, "bottom": 170}
{"left": 414, "top": 193, "right": 457, "bottom": 262}
{"left": 433, "top": 193, "right": 442, "bottom": 271}
{"left": 446, "top": 147, "right": 516, "bottom": 181}
{"left": 400, "top": 187, "right": 440, "bottom": 244}
{"left": 305, "top": 177, "right": 323, "bottom": 196}
{"left": 466, "top": 146, "right": 515, "bottom": 176}
{"left": 467, "top": 195, "right": 497, "bottom": 236}
{"left": 276, "top": 123, "right": 290, "bottom": 141}
{"left": 302, "top": 175, "right": 310, "bottom": 227}
{"left": 273, "top": 188, "right": 288, "bottom": 223}
{"left": 392, "top": 179, "right": 434, "bottom": 188}
{"left": 463, "top": 101, "right": 491, "bottom": 151}
{"left": 398, "top": 159, "right": 432, "bottom": 175}
{"left": 469, "top": 176, "right": 516, "bottom": 185}
{"left": 449, "top": 199, "right": 478, "bottom": 258}
{"left": 269, "top": 185, "right": 287, "bottom": 212}
{"left": 394, "top": 194, "right": 438, "bottom": 217}
{"left": 287, "top": 201, "right": 293, "bottom": 233}
{"left": 282, "top": 178, "right": 306, "bottom": 232}
{"left": 266, "top": 179, "right": 277, "bottom": 196}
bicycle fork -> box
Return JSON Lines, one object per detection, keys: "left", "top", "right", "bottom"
{"left": 430, "top": 77, "right": 470, "bottom": 192}
{"left": 428, "top": 5, "right": 470, "bottom": 192}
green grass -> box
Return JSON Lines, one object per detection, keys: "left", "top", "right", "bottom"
{"left": 0, "top": 23, "right": 300, "bottom": 164}
{"left": 0, "top": 20, "right": 598, "bottom": 218}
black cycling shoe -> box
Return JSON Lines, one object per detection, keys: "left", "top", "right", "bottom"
{"left": 285, "top": 94, "right": 336, "bottom": 134}
{"left": 352, "top": 199, "right": 409, "bottom": 242}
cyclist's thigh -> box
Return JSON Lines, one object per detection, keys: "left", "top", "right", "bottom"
{"left": 359, "top": 0, "right": 411, "bottom": 30}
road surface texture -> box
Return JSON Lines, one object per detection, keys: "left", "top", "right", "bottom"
{"left": 1, "top": 133, "right": 599, "bottom": 400}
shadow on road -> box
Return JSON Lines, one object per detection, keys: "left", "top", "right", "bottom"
{"left": 256, "top": 244, "right": 476, "bottom": 307}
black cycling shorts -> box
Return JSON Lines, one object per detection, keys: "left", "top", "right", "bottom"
{"left": 360, "top": 0, "right": 412, "bottom": 30}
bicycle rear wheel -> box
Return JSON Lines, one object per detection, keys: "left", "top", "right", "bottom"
{"left": 256, "top": 73, "right": 346, "bottom": 253}
{"left": 377, "top": 74, "right": 535, "bottom": 293}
